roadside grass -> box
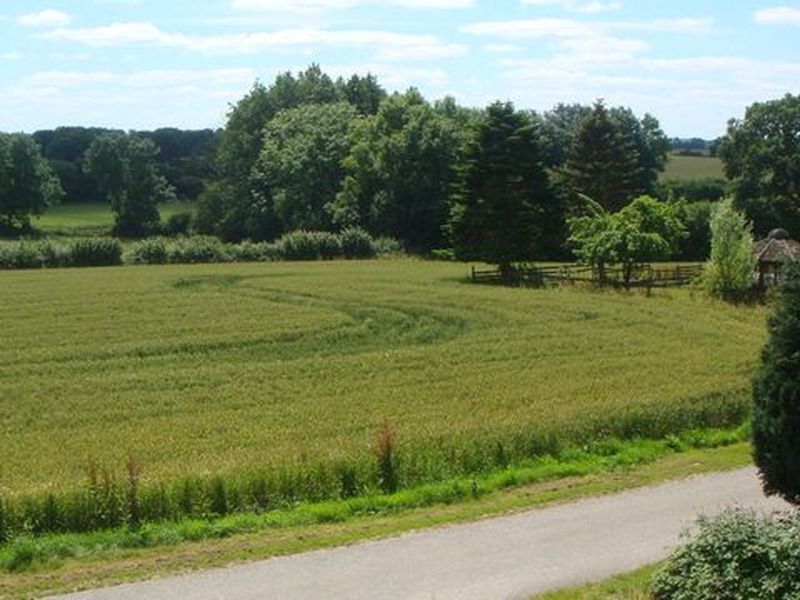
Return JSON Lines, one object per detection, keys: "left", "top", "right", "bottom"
{"left": 30, "top": 201, "right": 193, "bottom": 236}
{"left": 0, "top": 441, "right": 751, "bottom": 599}
{"left": 536, "top": 564, "right": 659, "bottom": 599}
{"left": 661, "top": 154, "right": 725, "bottom": 181}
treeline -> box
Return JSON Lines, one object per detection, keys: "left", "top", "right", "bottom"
{"left": 3, "top": 66, "right": 799, "bottom": 265}
{"left": 31, "top": 127, "right": 219, "bottom": 204}
{"left": 194, "top": 65, "right": 672, "bottom": 259}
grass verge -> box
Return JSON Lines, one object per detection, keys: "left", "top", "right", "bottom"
{"left": 536, "top": 564, "right": 659, "bottom": 599}
{"left": 0, "top": 431, "right": 751, "bottom": 599}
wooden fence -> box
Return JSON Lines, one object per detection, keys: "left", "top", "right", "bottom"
{"left": 471, "top": 264, "right": 703, "bottom": 290}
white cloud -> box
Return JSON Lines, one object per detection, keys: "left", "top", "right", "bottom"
{"left": 18, "top": 9, "right": 72, "bottom": 27}
{"left": 484, "top": 44, "right": 520, "bottom": 54}
{"left": 521, "top": 0, "right": 622, "bottom": 13}
{"left": 231, "top": 0, "right": 473, "bottom": 11}
{"left": 1, "top": 52, "right": 23, "bottom": 60}
{"left": 40, "top": 22, "right": 467, "bottom": 61}
{"left": 754, "top": 6, "right": 800, "bottom": 25}
{"left": 462, "top": 17, "right": 714, "bottom": 39}
{"left": 22, "top": 68, "right": 256, "bottom": 89}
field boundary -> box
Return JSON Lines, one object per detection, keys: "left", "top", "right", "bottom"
{"left": 471, "top": 263, "right": 703, "bottom": 290}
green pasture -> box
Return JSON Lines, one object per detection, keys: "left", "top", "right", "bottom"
{"left": 31, "top": 201, "right": 193, "bottom": 235}
{"left": 0, "top": 260, "right": 765, "bottom": 497}
{"left": 661, "top": 154, "right": 725, "bottom": 182}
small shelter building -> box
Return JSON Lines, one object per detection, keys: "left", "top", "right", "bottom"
{"left": 754, "top": 229, "right": 800, "bottom": 287}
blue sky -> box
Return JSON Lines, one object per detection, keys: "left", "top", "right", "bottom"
{"left": 1, "top": 0, "right": 798, "bottom": 137}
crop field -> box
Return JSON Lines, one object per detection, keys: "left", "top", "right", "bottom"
{"left": 0, "top": 259, "right": 765, "bottom": 504}
{"left": 661, "top": 154, "right": 726, "bottom": 181}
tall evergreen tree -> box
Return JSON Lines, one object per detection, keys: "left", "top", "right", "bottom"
{"left": 447, "top": 102, "right": 559, "bottom": 269}
{"left": 753, "top": 261, "right": 800, "bottom": 504}
{"left": 564, "top": 101, "right": 645, "bottom": 212}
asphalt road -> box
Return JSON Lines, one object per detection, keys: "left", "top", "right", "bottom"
{"left": 54, "top": 467, "right": 787, "bottom": 600}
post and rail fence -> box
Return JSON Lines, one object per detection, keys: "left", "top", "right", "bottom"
{"left": 470, "top": 263, "right": 703, "bottom": 290}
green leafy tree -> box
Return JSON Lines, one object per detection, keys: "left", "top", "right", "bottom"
{"left": 332, "top": 90, "right": 461, "bottom": 251}
{"left": 569, "top": 195, "right": 685, "bottom": 286}
{"left": 564, "top": 101, "right": 645, "bottom": 212}
{"left": 338, "top": 73, "right": 386, "bottom": 116}
{"left": 447, "top": 101, "right": 559, "bottom": 270}
{"left": 0, "top": 133, "right": 63, "bottom": 231}
{"left": 753, "top": 261, "right": 800, "bottom": 504}
{"left": 719, "top": 94, "right": 800, "bottom": 237}
{"left": 85, "top": 133, "right": 175, "bottom": 237}
{"left": 249, "top": 102, "right": 358, "bottom": 234}
{"left": 702, "top": 198, "right": 756, "bottom": 302}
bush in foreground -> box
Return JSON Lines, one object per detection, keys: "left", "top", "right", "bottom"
{"left": 651, "top": 509, "right": 800, "bottom": 600}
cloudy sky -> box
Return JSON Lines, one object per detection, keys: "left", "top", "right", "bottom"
{"left": 1, "top": 0, "right": 798, "bottom": 137}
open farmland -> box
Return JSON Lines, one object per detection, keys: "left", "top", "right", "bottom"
{"left": 29, "top": 201, "right": 193, "bottom": 236}
{"left": 0, "top": 259, "right": 765, "bottom": 501}
{"left": 661, "top": 154, "right": 726, "bottom": 181}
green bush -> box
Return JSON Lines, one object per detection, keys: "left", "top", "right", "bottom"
{"left": 226, "top": 240, "right": 278, "bottom": 263}
{"left": 339, "top": 226, "right": 376, "bottom": 259}
{"left": 317, "top": 232, "right": 342, "bottom": 260}
{"left": 374, "top": 237, "right": 403, "bottom": 256}
{"left": 126, "top": 238, "right": 168, "bottom": 265}
{"left": 652, "top": 509, "right": 800, "bottom": 600}
{"left": 0, "top": 240, "right": 87, "bottom": 269}
{"left": 276, "top": 230, "right": 328, "bottom": 261}
{"left": 163, "top": 212, "right": 193, "bottom": 236}
{"left": 167, "top": 236, "right": 229, "bottom": 264}
{"left": 702, "top": 199, "right": 755, "bottom": 302}
{"left": 69, "top": 239, "right": 123, "bottom": 267}
{"left": 753, "top": 261, "right": 800, "bottom": 504}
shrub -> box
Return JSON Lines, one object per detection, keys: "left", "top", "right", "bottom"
{"left": 317, "top": 232, "right": 342, "bottom": 261}
{"left": 702, "top": 199, "right": 755, "bottom": 302}
{"left": 339, "top": 226, "right": 376, "bottom": 259}
{"left": 752, "top": 261, "right": 800, "bottom": 504}
{"left": 652, "top": 509, "right": 800, "bottom": 600}
{"left": 69, "top": 239, "right": 123, "bottom": 267}
{"left": 0, "top": 240, "right": 72, "bottom": 270}
{"left": 163, "top": 212, "right": 193, "bottom": 236}
{"left": 126, "top": 238, "right": 168, "bottom": 265}
{"left": 167, "top": 236, "right": 229, "bottom": 264}
{"left": 276, "top": 230, "right": 327, "bottom": 261}
{"left": 227, "top": 240, "right": 277, "bottom": 263}
{"left": 374, "top": 237, "right": 403, "bottom": 256}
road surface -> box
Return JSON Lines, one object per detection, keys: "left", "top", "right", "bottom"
{"left": 54, "top": 467, "right": 787, "bottom": 600}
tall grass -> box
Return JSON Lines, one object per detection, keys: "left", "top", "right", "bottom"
{"left": 0, "top": 406, "right": 749, "bottom": 542}
{"left": 0, "top": 425, "right": 749, "bottom": 572}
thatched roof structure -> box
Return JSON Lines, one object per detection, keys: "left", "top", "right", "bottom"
{"left": 754, "top": 229, "right": 800, "bottom": 265}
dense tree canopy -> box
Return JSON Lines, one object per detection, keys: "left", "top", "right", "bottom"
{"left": 720, "top": 94, "right": 800, "bottom": 237}
{"left": 250, "top": 102, "right": 358, "bottom": 236}
{"left": 0, "top": 133, "right": 63, "bottom": 230}
{"left": 85, "top": 133, "right": 175, "bottom": 237}
{"left": 332, "top": 90, "right": 462, "bottom": 251}
{"left": 447, "top": 102, "right": 559, "bottom": 267}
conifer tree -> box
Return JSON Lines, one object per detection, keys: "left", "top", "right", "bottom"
{"left": 753, "top": 261, "right": 800, "bottom": 504}
{"left": 447, "top": 101, "right": 558, "bottom": 270}
{"left": 565, "top": 101, "right": 644, "bottom": 212}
